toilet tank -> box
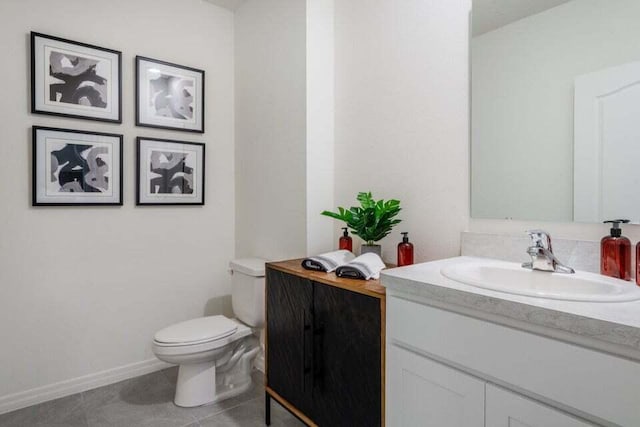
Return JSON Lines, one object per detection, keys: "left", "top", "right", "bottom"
{"left": 229, "top": 258, "right": 267, "bottom": 328}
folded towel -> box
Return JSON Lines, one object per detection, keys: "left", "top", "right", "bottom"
{"left": 335, "top": 252, "right": 386, "bottom": 280}
{"left": 301, "top": 250, "right": 356, "bottom": 272}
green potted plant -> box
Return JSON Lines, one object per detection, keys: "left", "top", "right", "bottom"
{"left": 322, "top": 192, "right": 402, "bottom": 256}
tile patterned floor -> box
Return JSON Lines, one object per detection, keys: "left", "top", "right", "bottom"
{"left": 0, "top": 368, "right": 304, "bottom": 427}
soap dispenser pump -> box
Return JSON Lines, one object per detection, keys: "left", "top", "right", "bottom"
{"left": 397, "top": 232, "right": 414, "bottom": 267}
{"left": 339, "top": 227, "right": 352, "bottom": 252}
{"left": 601, "top": 219, "right": 631, "bottom": 280}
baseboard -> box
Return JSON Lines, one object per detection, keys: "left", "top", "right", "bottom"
{"left": 0, "top": 358, "right": 172, "bottom": 416}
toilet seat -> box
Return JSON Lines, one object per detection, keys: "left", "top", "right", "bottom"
{"left": 154, "top": 315, "right": 238, "bottom": 347}
{"left": 153, "top": 316, "right": 253, "bottom": 358}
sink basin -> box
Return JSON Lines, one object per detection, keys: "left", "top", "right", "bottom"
{"left": 440, "top": 260, "right": 640, "bottom": 302}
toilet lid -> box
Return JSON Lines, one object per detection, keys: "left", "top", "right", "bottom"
{"left": 154, "top": 315, "right": 238, "bottom": 345}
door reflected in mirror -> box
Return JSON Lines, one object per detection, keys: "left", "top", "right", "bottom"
{"left": 471, "top": 0, "right": 640, "bottom": 223}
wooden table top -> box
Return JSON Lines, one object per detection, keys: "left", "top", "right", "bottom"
{"left": 266, "top": 258, "right": 387, "bottom": 299}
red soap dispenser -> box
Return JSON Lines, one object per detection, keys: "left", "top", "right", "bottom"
{"left": 397, "top": 232, "right": 414, "bottom": 267}
{"left": 339, "top": 227, "right": 352, "bottom": 252}
{"left": 601, "top": 219, "right": 631, "bottom": 281}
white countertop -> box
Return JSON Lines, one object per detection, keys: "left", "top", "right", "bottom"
{"left": 381, "top": 256, "right": 640, "bottom": 361}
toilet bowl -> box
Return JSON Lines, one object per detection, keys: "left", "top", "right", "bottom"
{"left": 152, "top": 258, "right": 266, "bottom": 408}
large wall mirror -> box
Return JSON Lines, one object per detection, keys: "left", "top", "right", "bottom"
{"left": 471, "top": 0, "right": 640, "bottom": 223}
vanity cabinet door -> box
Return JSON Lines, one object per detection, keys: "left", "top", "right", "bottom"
{"left": 387, "top": 344, "right": 485, "bottom": 427}
{"left": 486, "top": 384, "right": 593, "bottom": 427}
{"left": 266, "top": 268, "right": 313, "bottom": 417}
{"left": 312, "top": 283, "right": 381, "bottom": 427}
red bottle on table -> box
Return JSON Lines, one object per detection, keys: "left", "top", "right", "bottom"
{"left": 397, "top": 232, "right": 414, "bottom": 267}
{"left": 339, "top": 227, "right": 352, "bottom": 252}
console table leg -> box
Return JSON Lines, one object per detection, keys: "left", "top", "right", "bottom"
{"left": 265, "top": 391, "right": 271, "bottom": 425}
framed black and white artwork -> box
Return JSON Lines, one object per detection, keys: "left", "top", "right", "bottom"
{"left": 135, "top": 56, "right": 205, "bottom": 133}
{"left": 31, "top": 32, "right": 122, "bottom": 123}
{"left": 32, "top": 126, "right": 123, "bottom": 206}
{"left": 136, "top": 137, "right": 205, "bottom": 205}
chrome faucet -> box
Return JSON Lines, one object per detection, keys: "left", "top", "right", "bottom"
{"left": 522, "top": 230, "right": 575, "bottom": 274}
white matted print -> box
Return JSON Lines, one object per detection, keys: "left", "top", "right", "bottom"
{"left": 136, "top": 137, "right": 205, "bottom": 205}
{"left": 136, "top": 56, "right": 205, "bottom": 133}
{"left": 33, "top": 127, "right": 123, "bottom": 206}
{"left": 31, "top": 32, "right": 121, "bottom": 123}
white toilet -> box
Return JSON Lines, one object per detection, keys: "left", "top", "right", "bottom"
{"left": 152, "top": 258, "right": 266, "bottom": 408}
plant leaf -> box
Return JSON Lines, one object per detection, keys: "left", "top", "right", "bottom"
{"left": 321, "top": 191, "right": 402, "bottom": 243}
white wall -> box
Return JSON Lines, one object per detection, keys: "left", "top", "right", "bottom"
{"left": 234, "top": 0, "right": 308, "bottom": 261}
{"left": 0, "top": 0, "right": 235, "bottom": 412}
{"left": 306, "top": 0, "right": 335, "bottom": 256}
{"left": 334, "top": 0, "right": 471, "bottom": 263}
{"left": 472, "top": 0, "right": 640, "bottom": 222}
{"left": 235, "top": 0, "right": 473, "bottom": 264}
{"left": 235, "top": 0, "right": 335, "bottom": 260}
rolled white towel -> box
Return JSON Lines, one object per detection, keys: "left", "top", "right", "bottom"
{"left": 335, "top": 252, "right": 386, "bottom": 280}
{"left": 301, "top": 249, "right": 356, "bottom": 272}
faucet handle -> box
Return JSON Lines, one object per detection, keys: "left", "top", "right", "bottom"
{"left": 526, "top": 229, "right": 552, "bottom": 250}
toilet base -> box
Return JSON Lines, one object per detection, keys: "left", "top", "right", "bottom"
{"left": 173, "top": 336, "right": 260, "bottom": 408}
{"left": 174, "top": 361, "right": 217, "bottom": 407}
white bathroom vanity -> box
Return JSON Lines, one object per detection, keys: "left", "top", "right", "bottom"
{"left": 382, "top": 257, "right": 640, "bottom": 427}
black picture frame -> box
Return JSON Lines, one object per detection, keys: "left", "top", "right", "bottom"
{"left": 136, "top": 137, "right": 206, "bottom": 206}
{"left": 135, "top": 56, "right": 205, "bottom": 133}
{"left": 32, "top": 126, "right": 124, "bottom": 206}
{"left": 30, "top": 32, "right": 122, "bottom": 123}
